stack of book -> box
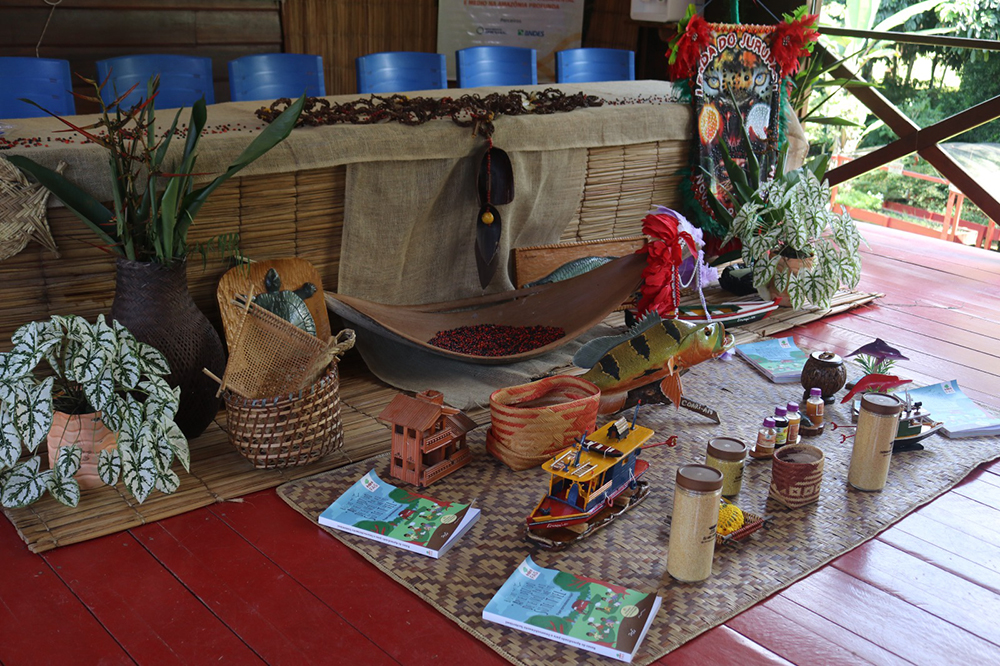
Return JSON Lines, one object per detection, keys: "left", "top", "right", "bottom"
{"left": 906, "top": 381, "right": 1000, "bottom": 438}
{"left": 734, "top": 336, "right": 809, "bottom": 383}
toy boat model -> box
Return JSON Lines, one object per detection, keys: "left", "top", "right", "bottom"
{"left": 851, "top": 396, "right": 944, "bottom": 452}
{"left": 675, "top": 299, "right": 779, "bottom": 328}
{"left": 525, "top": 415, "right": 654, "bottom": 551}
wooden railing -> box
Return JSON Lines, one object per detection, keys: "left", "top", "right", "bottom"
{"left": 815, "top": 29, "right": 1000, "bottom": 235}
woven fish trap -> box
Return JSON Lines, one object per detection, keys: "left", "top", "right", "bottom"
{"left": 485, "top": 375, "right": 600, "bottom": 471}
{"left": 223, "top": 361, "right": 345, "bottom": 469}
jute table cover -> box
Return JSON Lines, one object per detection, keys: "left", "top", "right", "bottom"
{"left": 278, "top": 358, "right": 1000, "bottom": 665}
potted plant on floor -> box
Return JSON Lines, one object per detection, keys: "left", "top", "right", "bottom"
{"left": 8, "top": 76, "right": 305, "bottom": 439}
{"left": 0, "top": 315, "right": 185, "bottom": 508}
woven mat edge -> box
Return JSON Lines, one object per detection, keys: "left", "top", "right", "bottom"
{"left": 276, "top": 449, "right": 1000, "bottom": 666}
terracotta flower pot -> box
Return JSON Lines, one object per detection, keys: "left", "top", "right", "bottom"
{"left": 46, "top": 411, "right": 117, "bottom": 490}
{"left": 764, "top": 254, "right": 815, "bottom": 307}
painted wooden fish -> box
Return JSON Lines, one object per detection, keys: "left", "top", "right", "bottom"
{"left": 840, "top": 374, "right": 912, "bottom": 404}
{"left": 581, "top": 318, "right": 734, "bottom": 416}
{"left": 525, "top": 256, "right": 616, "bottom": 288}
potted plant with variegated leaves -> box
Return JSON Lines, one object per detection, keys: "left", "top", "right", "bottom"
{"left": 0, "top": 314, "right": 187, "bottom": 508}
{"left": 723, "top": 166, "right": 866, "bottom": 310}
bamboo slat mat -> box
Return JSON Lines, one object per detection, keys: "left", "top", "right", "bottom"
{"left": 278, "top": 356, "right": 1000, "bottom": 666}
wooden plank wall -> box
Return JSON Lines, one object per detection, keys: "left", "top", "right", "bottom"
{"left": 0, "top": 0, "right": 282, "bottom": 114}
{"left": 281, "top": 0, "right": 438, "bottom": 96}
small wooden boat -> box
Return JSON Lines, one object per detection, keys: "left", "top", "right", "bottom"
{"left": 675, "top": 299, "right": 779, "bottom": 327}
{"left": 525, "top": 416, "right": 654, "bottom": 550}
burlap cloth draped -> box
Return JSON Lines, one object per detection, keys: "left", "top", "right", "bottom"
{"left": 278, "top": 358, "right": 1000, "bottom": 666}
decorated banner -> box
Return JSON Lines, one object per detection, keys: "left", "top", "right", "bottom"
{"left": 667, "top": 7, "right": 819, "bottom": 239}
{"left": 437, "top": 0, "right": 585, "bottom": 82}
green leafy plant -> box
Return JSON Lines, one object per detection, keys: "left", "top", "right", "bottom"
{"left": 724, "top": 167, "right": 866, "bottom": 310}
{"left": 8, "top": 76, "right": 305, "bottom": 265}
{"left": 0, "top": 315, "right": 186, "bottom": 508}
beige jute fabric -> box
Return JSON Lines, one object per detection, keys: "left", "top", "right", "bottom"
{"left": 278, "top": 358, "right": 1000, "bottom": 666}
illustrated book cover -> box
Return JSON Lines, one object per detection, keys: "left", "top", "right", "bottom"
{"left": 482, "top": 556, "right": 661, "bottom": 662}
{"left": 318, "top": 469, "right": 479, "bottom": 558}
{"left": 905, "top": 380, "right": 1000, "bottom": 438}
{"left": 735, "top": 336, "right": 809, "bottom": 383}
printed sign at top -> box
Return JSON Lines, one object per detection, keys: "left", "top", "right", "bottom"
{"left": 437, "top": 0, "right": 585, "bottom": 82}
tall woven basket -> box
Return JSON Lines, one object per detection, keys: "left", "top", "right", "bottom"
{"left": 223, "top": 361, "right": 345, "bottom": 469}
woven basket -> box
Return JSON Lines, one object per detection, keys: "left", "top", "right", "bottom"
{"left": 486, "top": 375, "right": 600, "bottom": 471}
{"left": 223, "top": 361, "right": 344, "bottom": 469}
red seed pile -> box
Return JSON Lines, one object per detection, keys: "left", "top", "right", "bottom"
{"left": 429, "top": 324, "right": 565, "bottom": 356}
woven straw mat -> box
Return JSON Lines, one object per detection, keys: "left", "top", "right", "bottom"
{"left": 278, "top": 358, "right": 1000, "bottom": 666}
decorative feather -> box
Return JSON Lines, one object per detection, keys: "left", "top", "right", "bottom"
{"left": 475, "top": 203, "right": 502, "bottom": 288}
{"left": 478, "top": 146, "right": 514, "bottom": 206}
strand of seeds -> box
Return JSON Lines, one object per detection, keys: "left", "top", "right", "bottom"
{"left": 254, "top": 89, "right": 604, "bottom": 138}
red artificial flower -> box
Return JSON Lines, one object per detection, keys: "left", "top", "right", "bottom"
{"left": 771, "top": 13, "right": 820, "bottom": 78}
{"left": 702, "top": 233, "right": 742, "bottom": 261}
{"left": 667, "top": 13, "right": 714, "bottom": 80}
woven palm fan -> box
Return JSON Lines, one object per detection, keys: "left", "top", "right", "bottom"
{"left": 325, "top": 251, "right": 646, "bottom": 365}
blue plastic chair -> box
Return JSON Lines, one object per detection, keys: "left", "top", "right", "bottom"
{"left": 0, "top": 57, "right": 75, "bottom": 119}
{"left": 555, "top": 48, "right": 635, "bottom": 83}
{"left": 228, "top": 53, "right": 325, "bottom": 102}
{"left": 356, "top": 52, "right": 447, "bottom": 94}
{"left": 456, "top": 46, "right": 537, "bottom": 88}
{"left": 96, "top": 54, "right": 214, "bottom": 109}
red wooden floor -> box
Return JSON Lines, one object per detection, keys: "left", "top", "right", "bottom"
{"left": 2, "top": 224, "right": 999, "bottom": 666}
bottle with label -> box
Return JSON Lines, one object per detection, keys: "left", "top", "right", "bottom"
{"left": 786, "top": 402, "right": 801, "bottom": 444}
{"left": 667, "top": 464, "right": 723, "bottom": 582}
{"left": 751, "top": 417, "right": 776, "bottom": 459}
{"left": 773, "top": 406, "right": 789, "bottom": 447}
{"left": 806, "top": 387, "right": 825, "bottom": 427}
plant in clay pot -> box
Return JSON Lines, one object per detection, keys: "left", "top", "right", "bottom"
{"left": 0, "top": 315, "right": 186, "bottom": 508}
{"left": 8, "top": 76, "right": 305, "bottom": 438}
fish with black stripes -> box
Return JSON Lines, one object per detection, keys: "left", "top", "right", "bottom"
{"left": 579, "top": 316, "right": 734, "bottom": 417}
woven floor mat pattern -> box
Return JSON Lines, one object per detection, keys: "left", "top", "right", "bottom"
{"left": 278, "top": 357, "right": 1000, "bottom": 666}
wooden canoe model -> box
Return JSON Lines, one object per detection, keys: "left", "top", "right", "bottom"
{"left": 324, "top": 252, "right": 646, "bottom": 365}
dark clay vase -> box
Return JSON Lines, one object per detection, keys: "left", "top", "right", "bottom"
{"left": 109, "top": 258, "right": 226, "bottom": 439}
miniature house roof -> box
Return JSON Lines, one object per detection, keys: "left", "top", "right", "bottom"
{"left": 379, "top": 393, "right": 443, "bottom": 432}
{"left": 443, "top": 411, "right": 478, "bottom": 436}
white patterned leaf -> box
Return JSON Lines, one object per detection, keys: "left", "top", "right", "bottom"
{"left": 62, "top": 315, "right": 92, "bottom": 342}
{"left": 121, "top": 394, "right": 144, "bottom": 432}
{"left": 93, "top": 315, "right": 118, "bottom": 358}
{"left": 46, "top": 473, "right": 80, "bottom": 508}
{"left": 84, "top": 365, "right": 115, "bottom": 415}
{"left": 99, "top": 396, "right": 123, "bottom": 432}
{"left": 152, "top": 427, "right": 174, "bottom": 472}
{"left": 4, "top": 346, "right": 39, "bottom": 381}
{"left": 786, "top": 270, "right": 807, "bottom": 309}
{"left": 69, "top": 339, "right": 103, "bottom": 384}
{"left": 54, "top": 444, "right": 82, "bottom": 478}
{"left": 136, "top": 342, "right": 171, "bottom": 377}
{"left": 754, "top": 253, "right": 780, "bottom": 291}
{"left": 840, "top": 251, "right": 862, "bottom": 289}
{"left": 0, "top": 457, "right": 48, "bottom": 508}
{"left": 11, "top": 377, "right": 54, "bottom": 453}
{"left": 165, "top": 422, "right": 189, "bottom": 473}
{"left": 121, "top": 445, "right": 156, "bottom": 503}
{"left": 154, "top": 467, "right": 180, "bottom": 495}
{"left": 113, "top": 333, "right": 142, "bottom": 389}
{"left": 140, "top": 376, "right": 177, "bottom": 424}
{"left": 98, "top": 448, "right": 121, "bottom": 486}
{"left": 0, "top": 406, "right": 22, "bottom": 468}
{"left": 115, "top": 427, "right": 135, "bottom": 457}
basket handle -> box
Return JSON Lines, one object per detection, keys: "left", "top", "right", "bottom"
{"left": 328, "top": 329, "right": 356, "bottom": 359}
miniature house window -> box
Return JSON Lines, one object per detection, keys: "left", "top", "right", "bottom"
{"left": 395, "top": 425, "right": 403, "bottom": 435}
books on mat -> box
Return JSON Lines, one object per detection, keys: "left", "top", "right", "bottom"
{"left": 905, "top": 380, "right": 1000, "bottom": 438}
{"left": 483, "top": 556, "right": 661, "bottom": 663}
{"left": 318, "top": 470, "right": 479, "bottom": 558}
{"left": 734, "top": 336, "right": 809, "bottom": 383}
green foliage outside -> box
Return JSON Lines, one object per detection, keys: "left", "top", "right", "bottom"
{"left": 807, "top": 0, "right": 998, "bottom": 236}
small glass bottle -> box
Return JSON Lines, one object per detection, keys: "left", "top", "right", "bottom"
{"left": 773, "top": 406, "right": 789, "bottom": 447}
{"left": 705, "top": 437, "right": 748, "bottom": 497}
{"left": 667, "top": 464, "right": 723, "bottom": 582}
{"left": 848, "top": 393, "right": 903, "bottom": 491}
{"left": 751, "top": 417, "right": 776, "bottom": 459}
{"left": 806, "top": 387, "right": 825, "bottom": 427}
{"left": 786, "top": 402, "right": 801, "bottom": 445}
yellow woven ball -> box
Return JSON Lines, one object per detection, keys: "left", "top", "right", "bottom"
{"left": 717, "top": 501, "right": 745, "bottom": 536}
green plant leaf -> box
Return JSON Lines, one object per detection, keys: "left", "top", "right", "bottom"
{"left": 0, "top": 406, "right": 22, "bottom": 469}
{"left": 0, "top": 457, "right": 48, "bottom": 508}
{"left": 121, "top": 444, "right": 156, "bottom": 503}
{"left": 872, "top": 0, "right": 946, "bottom": 32}
{"left": 5, "top": 156, "right": 121, "bottom": 251}
{"left": 54, "top": 444, "right": 82, "bottom": 478}
{"left": 135, "top": 342, "right": 170, "bottom": 376}
{"left": 164, "top": 422, "right": 189, "bottom": 473}
{"left": 46, "top": 472, "right": 80, "bottom": 508}
{"left": 98, "top": 448, "right": 121, "bottom": 486}
{"left": 154, "top": 467, "right": 180, "bottom": 495}
{"left": 803, "top": 116, "right": 865, "bottom": 127}
{"left": 11, "top": 377, "right": 54, "bottom": 453}
{"left": 180, "top": 94, "right": 306, "bottom": 227}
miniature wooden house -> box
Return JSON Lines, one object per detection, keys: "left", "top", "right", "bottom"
{"left": 378, "top": 390, "right": 477, "bottom": 488}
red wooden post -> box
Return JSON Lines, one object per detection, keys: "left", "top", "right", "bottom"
{"left": 941, "top": 190, "right": 956, "bottom": 242}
